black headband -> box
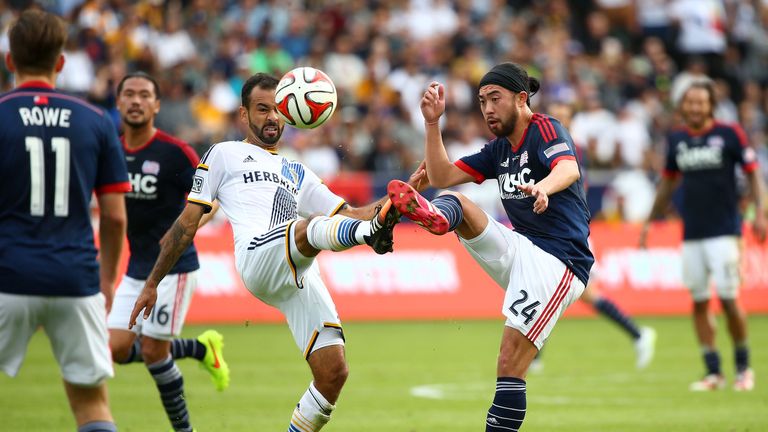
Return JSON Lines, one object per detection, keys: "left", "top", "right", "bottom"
{"left": 478, "top": 63, "right": 533, "bottom": 100}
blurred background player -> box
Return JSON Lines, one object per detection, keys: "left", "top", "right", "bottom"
{"left": 641, "top": 79, "right": 766, "bottom": 391}
{"left": 529, "top": 102, "right": 656, "bottom": 373}
{"left": 128, "top": 73, "right": 416, "bottom": 432}
{"left": 0, "top": 10, "right": 128, "bottom": 432}
{"left": 389, "top": 63, "right": 594, "bottom": 432}
{"left": 107, "top": 71, "right": 230, "bottom": 432}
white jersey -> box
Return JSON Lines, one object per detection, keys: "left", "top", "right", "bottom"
{"left": 188, "top": 141, "right": 345, "bottom": 252}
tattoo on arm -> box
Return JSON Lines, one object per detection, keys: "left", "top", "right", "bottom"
{"left": 148, "top": 219, "right": 197, "bottom": 285}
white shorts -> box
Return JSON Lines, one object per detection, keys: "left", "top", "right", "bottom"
{"left": 108, "top": 272, "right": 197, "bottom": 340}
{"left": 682, "top": 235, "right": 740, "bottom": 302}
{"left": 0, "top": 292, "right": 114, "bottom": 386}
{"left": 236, "top": 221, "right": 344, "bottom": 359}
{"left": 459, "top": 214, "right": 585, "bottom": 349}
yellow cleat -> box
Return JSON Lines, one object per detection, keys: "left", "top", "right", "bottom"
{"left": 197, "top": 330, "right": 230, "bottom": 391}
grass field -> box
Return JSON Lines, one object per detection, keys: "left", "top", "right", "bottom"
{"left": 2, "top": 316, "right": 768, "bottom": 431}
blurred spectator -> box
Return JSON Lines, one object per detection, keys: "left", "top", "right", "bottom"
{"left": 0, "top": 0, "right": 765, "bottom": 224}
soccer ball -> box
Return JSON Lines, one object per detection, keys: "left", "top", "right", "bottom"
{"left": 275, "top": 67, "right": 337, "bottom": 129}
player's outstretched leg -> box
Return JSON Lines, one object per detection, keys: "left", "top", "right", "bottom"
{"left": 387, "top": 180, "right": 461, "bottom": 235}
{"left": 305, "top": 201, "right": 400, "bottom": 254}
{"left": 196, "top": 330, "right": 230, "bottom": 392}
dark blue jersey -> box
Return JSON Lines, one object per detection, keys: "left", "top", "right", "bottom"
{"left": 0, "top": 81, "right": 130, "bottom": 297}
{"left": 123, "top": 130, "right": 200, "bottom": 279}
{"left": 457, "top": 113, "right": 594, "bottom": 284}
{"left": 664, "top": 122, "right": 757, "bottom": 240}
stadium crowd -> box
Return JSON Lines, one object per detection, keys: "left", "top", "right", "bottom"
{"left": 1, "top": 0, "right": 767, "bottom": 220}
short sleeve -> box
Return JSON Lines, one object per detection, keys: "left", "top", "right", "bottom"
{"left": 297, "top": 163, "right": 346, "bottom": 217}
{"left": 730, "top": 124, "right": 758, "bottom": 173}
{"left": 455, "top": 141, "right": 497, "bottom": 184}
{"left": 94, "top": 115, "right": 130, "bottom": 195}
{"left": 187, "top": 145, "right": 222, "bottom": 213}
{"left": 534, "top": 116, "right": 577, "bottom": 169}
{"left": 663, "top": 134, "right": 680, "bottom": 179}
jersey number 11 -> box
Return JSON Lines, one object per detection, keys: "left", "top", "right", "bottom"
{"left": 25, "top": 136, "right": 70, "bottom": 217}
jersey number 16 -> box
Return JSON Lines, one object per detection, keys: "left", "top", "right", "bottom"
{"left": 25, "top": 136, "right": 70, "bottom": 217}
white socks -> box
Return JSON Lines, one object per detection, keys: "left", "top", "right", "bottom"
{"left": 306, "top": 215, "right": 371, "bottom": 251}
{"left": 289, "top": 382, "right": 335, "bottom": 431}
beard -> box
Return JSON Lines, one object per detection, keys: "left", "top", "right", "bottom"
{"left": 489, "top": 110, "right": 518, "bottom": 138}
{"left": 123, "top": 116, "right": 150, "bottom": 129}
{"left": 248, "top": 116, "right": 283, "bottom": 146}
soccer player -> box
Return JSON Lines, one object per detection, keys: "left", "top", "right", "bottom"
{"left": 129, "top": 73, "right": 410, "bottom": 431}
{"left": 0, "top": 10, "right": 129, "bottom": 432}
{"left": 387, "top": 63, "right": 594, "bottom": 431}
{"left": 107, "top": 71, "right": 230, "bottom": 432}
{"left": 641, "top": 79, "right": 766, "bottom": 391}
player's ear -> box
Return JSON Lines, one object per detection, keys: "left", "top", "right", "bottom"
{"left": 4, "top": 52, "right": 15, "bottom": 73}
{"left": 518, "top": 91, "right": 528, "bottom": 107}
{"left": 153, "top": 98, "right": 160, "bottom": 114}
{"left": 54, "top": 54, "right": 65, "bottom": 73}
{"left": 239, "top": 105, "right": 248, "bottom": 123}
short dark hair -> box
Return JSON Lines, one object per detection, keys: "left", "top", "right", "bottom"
{"left": 241, "top": 73, "right": 279, "bottom": 107}
{"left": 681, "top": 79, "right": 716, "bottom": 118}
{"left": 9, "top": 9, "right": 67, "bottom": 75}
{"left": 117, "top": 72, "right": 161, "bottom": 99}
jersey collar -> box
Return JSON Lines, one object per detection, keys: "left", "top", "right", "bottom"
{"left": 17, "top": 80, "right": 54, "bottom": 90}
{"left": 122, "top": 129, "right": 159, "bottom": 153}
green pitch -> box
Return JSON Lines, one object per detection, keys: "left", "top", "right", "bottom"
{"left": 2, "top": 316, "right": 767, "bottom": 431}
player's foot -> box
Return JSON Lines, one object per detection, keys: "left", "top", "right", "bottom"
{"left": 387, "top": 180, "right": 449, "bottom": 235}
{"left": 689, "top": 374, "right": 726, "bottom": 391}
{"left": 734, "top": 369, "right": 755, "bottom": 391}
{"left": 634, "top": 326, "right": 656, "bottom": 370}
{"left": 364, "top": 200, "right": 400, "bottom": 254}
{"left": 197, "top": 329, "right": 230, "bottom": 391}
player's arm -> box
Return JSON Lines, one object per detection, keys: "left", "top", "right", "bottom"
{"left": 745, "top": 163, "right": 767, "bottom": 242}
{"left": 639, "top": 175, "right": 681, "bottom": 247}
{"left": 518, "top": 160, "right": 581, "bottom": 214}
{"left": 198, "top": 199, "right": 220, "bottom": 228}
{"left": 129, "top": 203, "right": 206, "bottom": 327}
{"left": 338, "top": 161, "right": 430, "bottom": 220}
{"left": 97, "top": 192, "right": 127, "bottom": 313}
{"left": 421, "top": 82, "right": 475, "bottom": 188}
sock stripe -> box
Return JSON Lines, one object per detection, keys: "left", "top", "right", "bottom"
{"left": 491, "top": 402, "right": 526, "bottom": 412}
{"left": 485, "top": 422, "right": 519, "bottom": 431}
{"left": 292, "top": 411, "right": 317, "bottom": 432}
{"left": 432, "top": 195, "right": 463, "bottom": 231}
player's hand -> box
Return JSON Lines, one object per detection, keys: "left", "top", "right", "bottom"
{"left": 408, "top": 160, "right": 430, "bottom": 192}
{"left": 129, "top": 284, "right": 158, "bottom": 329}
{"left": 100, "top": 282, "right": 114, "bottom": 314}
{"left": 420, "top": 82, "right": 445, "bottom": 125}
{"left": 753, "top": 213, "right": 767, "bottom": 243}
{"left": 518, "top": 184, "right": 549, "bottom": 214}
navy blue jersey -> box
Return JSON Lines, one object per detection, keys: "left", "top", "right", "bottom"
{"left": 457, "top": 113, "right": 594, "bottom": 284}
{"left": 0, "top": 82, "right": 130, "bottom": 297}
{"left": 664, "top": 122, "right": 757, "bottom": 240}
{"left": 123, "top": 130, "right": 200, "bottom": 279}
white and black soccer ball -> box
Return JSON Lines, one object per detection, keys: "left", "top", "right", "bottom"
{"left": 275, "top": 67, "right": 337, "bottom": 129}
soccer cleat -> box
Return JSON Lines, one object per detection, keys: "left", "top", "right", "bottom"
{"left": 689, "top": 374, "right": 726, "bottom": 391}
{"left": 197, "top": 329, "right": 230, "bottom": 391}
{"left": 364, "top": 200, "right": 400, "bottom": 254}
{"left": 734, "top": 369, "right": 755, "bottom": 391}
{"left": 387, "top": 180, "right": 449, "bottom": 235}
{"left": 634, "top": 326, "right": 656, "bottom": 370}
